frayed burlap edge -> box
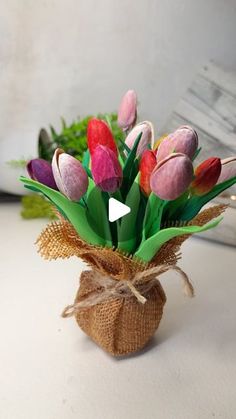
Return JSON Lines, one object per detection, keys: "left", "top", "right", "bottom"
{"left": 36, "top": 204, "right": 227, "bottom": 281}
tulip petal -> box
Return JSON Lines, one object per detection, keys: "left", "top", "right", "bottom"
{"left": 217, "top": 157, "right": 236, "bottom": 184}
{"left": 52, "top": 148, "right": 88, "bottom": 201}
{"left": 156, "top": 125, "right": 198, "bottom": 162}
{"left": 150, "top": 153, "right": 194, "bottom": 201}
{"left": 91, "top": 145, "right": 122, "bottom": 193}
{"left": 87, "top": 118, "right": 118, "bottom": 156}
{"left": 191, "top": 157, "right": 221, "bottom": 196}
{"left": 125, "top": 121, "right": 154, "bottom": 157}
{"left": 27, "top": 158, "right": 57, "bottom": 190}
{"left": 118, "top": 89, "right": 137, "bottom": 131}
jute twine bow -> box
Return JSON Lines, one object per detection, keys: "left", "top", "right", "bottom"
{"left": 62, "top": 264, "right": 194, "bottom": 318}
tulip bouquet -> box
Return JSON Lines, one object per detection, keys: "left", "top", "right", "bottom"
{"left": 20, "top": 90, "right": 236, "bottom": 356}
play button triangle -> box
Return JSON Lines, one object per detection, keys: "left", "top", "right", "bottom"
{"left": 108, "top": 198, "right": 131, "bottom": 222}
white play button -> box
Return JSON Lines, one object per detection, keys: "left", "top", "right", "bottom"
{"left": 108, "top": 198, "right": 131, "bottom": 222}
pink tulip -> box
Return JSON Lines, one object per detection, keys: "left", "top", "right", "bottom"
{"left": 118, "top": 89, "right": 137, "bottom": 131}
{"left": 125, "top": 121, "right": 154, "bottom": 157}
{"left": 27, "top": 158, "right": 57, "bottom": 190}
{"left": 217, "top": 157, "right": 236, "bottom": 184}
{"left": 150, "top": 153, "right": 194, "bottom": 200}
{"left": 91, "top": 145, "right": 122, "bottom": 193}
{"left": 156, "top": 125, "right": 198, "bottom": 162}
{"left": 52, "top": 149, "right": 88, "bottom": 201}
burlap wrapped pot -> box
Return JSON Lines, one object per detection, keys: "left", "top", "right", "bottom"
{"left": 36, "top": 204, "right": 226, "bottom": 356}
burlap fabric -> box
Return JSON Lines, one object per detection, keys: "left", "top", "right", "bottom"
{"left": 70, "top": 270, "right": 166, "bottom": 356}
{"left": 36, "top": 204, "right": 226, "bottom": 356}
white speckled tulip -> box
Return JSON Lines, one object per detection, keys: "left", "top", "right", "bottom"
{"left": 150, "top": 153, "right": 194, "bottom": 200}
{"left": 52, "top": 148, "right": 88, "bottom": 201}
{"left": 125, "top": 121, "right": 154, "bottom": 157}
{"left": 156, "top": 125, "right": 198, "bottom": 163}
{"left": 217, "top": 157, "right": 236, "bottom": 184}
{"left": 118, "top": 89, "right": 137, "bottom": 131}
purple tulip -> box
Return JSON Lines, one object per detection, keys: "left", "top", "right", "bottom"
{"left": 150, "top": 153, "right": 194, "bottom": 200}
{"left": 125, "top": 121, "right": 154, "bottom": 157}
{"left": 91, "top": 145, "right": 122, "bottom": 193}
{"left": 52, "top": 148, "right": 88, "bottom": 201}
{"left": 118, "top": 89, "right": 137, "bottom": 131}
{"left": 27, "top": 158, "right": 58, "bottom": 190}
{"left": 217, "top": 157, "right": 236, "bottom": 184}
{"left": 156, "top": 125, "right": 198, "bottom": 163}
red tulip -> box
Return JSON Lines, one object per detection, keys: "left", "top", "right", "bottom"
{"left": 87, "top": 118, "right": 118, "bottom": 156}
{"left": 27, "top": 158, "right": 58, "bottom": 190}
{"left": 118, "top": 89, "right": 137, "bottom": 131}
{"left": 139, "top": 150, "right": 157, "bottom": 196}
{"left": 150, "top": 153, "right": 193, "bottom": 200}
{"left": 91, "top": 145, "right": 122, "bottom": 193}
{"left": 191, "top": 157, "right": 221, "bottom": 196}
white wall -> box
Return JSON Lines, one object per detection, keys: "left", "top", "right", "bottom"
{"left": 1, "top": 0, "right": 236, "bottom": 192}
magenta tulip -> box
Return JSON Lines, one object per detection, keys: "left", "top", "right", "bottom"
{"left": 91, "top": 145, "right": 122, "bottom": 193}
{"left": 118, "top": 89, "right": 137, "bottom": 131}
{"left": 125, "top": 121, "right": 154, "bottom": 157}
{"left": 150, "top": 153, "right": 194, "bottom": 200}
{"left": 217, "top": 157, "right": 236, "bottom": 184}
{"left": 27, "top": 158, "right": 57, "bottom": 190}
{"left": 52, "top": 149, "right": 88, "bottom": 201}
{"left": 156, "top": 125, "right": 198, "bottom": 163}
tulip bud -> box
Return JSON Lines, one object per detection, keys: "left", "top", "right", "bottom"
{"left": 191, "top": 157, "right": 221, "bottom": 196}
{"left": 52, "top": 149, "right": 88, "bottom": 201}
{"left": 87, "top": 118, "right": 118, "bottom": 156}
{"left": 217, "top": 157, "right": 236, "bottom": 184}
{"left": 156, "top": 125, "right": 198, "bottom": 162}
{"left": 139, "top": 150, "right": 157, "bottom": 196}
{"left": 91, "top": 145, "right": 122, "bottom": 193}
{"left": 150, "top": 153, "right": 194, "bottom": 201}
{"left": 125, "top": 121, "right": 154, "bottom": 157}
{"left": 27, "top": 158, "right": 58, "bottom": 190}
{"left": 118, "top": 89, "right": 137, "bottom": 131}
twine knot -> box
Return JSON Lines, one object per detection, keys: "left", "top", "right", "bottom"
{"left": 62, "top": 264, "right": 194, "bottom": 318}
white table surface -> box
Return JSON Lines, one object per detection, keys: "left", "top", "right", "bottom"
{"left": 0, "top": 202, "right": 236, "bottom": 419}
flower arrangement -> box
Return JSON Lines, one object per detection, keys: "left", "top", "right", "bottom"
{"left": 20, "top": 113, "right": 124, "bottom": 219}
{"left": 20, "top": 90, "right": 236, "bottom": 356}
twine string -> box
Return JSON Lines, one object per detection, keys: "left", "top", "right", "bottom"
{"left": 62, "top": 264, "right": 194, "bottom": 318}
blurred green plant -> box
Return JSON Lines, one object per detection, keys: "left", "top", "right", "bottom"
{"left": 20, "top": 112, "right": 124, "bottom": 219}
{"left": 38, "top": 113, "right": 124, "bottom": 162}
{"left": 7, "top": 159, "right": 28, "bottom": 168}
{"left": 21, "top": 195, "right": 57, "bottom": 220}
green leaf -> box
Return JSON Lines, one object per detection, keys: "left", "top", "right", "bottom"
{"left": 192, "top": 147, "right": 202, "bottom": 161}
{"left": 163, "top": 191, "right": 189, "bottom": 221}
{"left": 86, "top": 186, "right": 112, "bottom": 247}
{"left": 134, "top": 217, "right": 222, "bottom": 262}
{"left": 179, "top": 176, "right": 236, "bottom": 221}
{"left": 82, "top": 149, "right": 90, "bottom": 168}
{"left": 142, "top": 194, "right": 166, "bottom": 241}
{"left": 117, "top": 177, "right": 141, "bottom": 253}
{"left": 117, "top": 138, "right": 131, "bottom": 154}
{"left": 20, "top": 176, "right": 105, "bottom": 246}
{"left": 122, "top": 132, "right": 142, "bottom": 180}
